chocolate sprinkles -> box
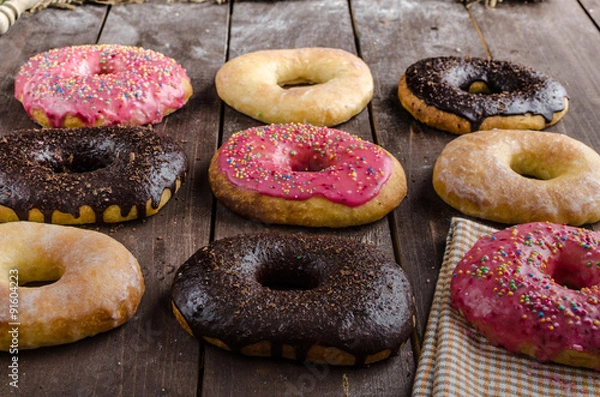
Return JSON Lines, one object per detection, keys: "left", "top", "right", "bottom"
{"left": 171, "top": 233, "right": 415, "bottom": 366}
{"left": 0, "top": 126, "right": 187, "bottom": 223}
{"left": 404, "top": 56, "right": 568, "bottom": 131}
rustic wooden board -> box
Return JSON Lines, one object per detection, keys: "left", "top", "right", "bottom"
{"left": 470, "top": 0, "right": 600, "bottom": 233}
{"left": 205, "top": 0, "right": 415, "bottom": 396}
{"left": 0, "top": 7, "right": 107, "bottom": 396}
{"left": 350, "top": 0, "right": 489, "bottom": 340}
{"left": 1, "top": 0, "right": 600, "bottom": 395}
{"left": 96, "top": 3, "right": 230, "bottom": 396}
{"left": 0, "top": 3, "right": 229, "bottom": 396}
{"left": 579, "top": 0, "right": 600, "bottom": 28}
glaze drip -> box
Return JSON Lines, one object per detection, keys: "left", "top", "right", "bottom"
{"left": 405, "top": 56, "right": 568, "bottom": 130}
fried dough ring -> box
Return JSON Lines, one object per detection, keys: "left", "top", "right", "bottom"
{"left": 433, "top": 130, "right": 600, "bottom": 225}
{"left": 215, "top": 48, "right": 373, "bottom": 126}
{"left": 0, "top": 222, "right": 144, "bottom": 349}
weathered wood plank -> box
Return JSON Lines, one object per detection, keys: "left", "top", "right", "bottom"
{"left": 0, "top": 3, "right": 229, "bottom": 396}
{"left": 0, "top": 7, "right": 108, "bottom": 396}
{"left": 470, "top": 0, "right": 600, "bottom": 233}
{"left": 205, "top": 0, "right": 414, "bottom": 396}
{"left": 578, "top": 0, "right": 600, "bottom": 29}
{"left": 351, "top": 0, "right": 487, "bottom": 340}
{"left": 1, "top": 0, "right": 599, "bottom": 395}
{"left": 95, "top": 3, "right": 229, "bottom": 395}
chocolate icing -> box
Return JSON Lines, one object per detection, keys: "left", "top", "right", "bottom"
{"left": 404, "top": 56, "right": 568, "bottom": 131}
{"left": 0, "top": 126, "right": 187, "bottom": 223}
{"left": 171, "top": 233, "right": 415, "bottom": 366}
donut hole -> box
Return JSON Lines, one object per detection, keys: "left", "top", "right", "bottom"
{"left": 35, "top": 145, "right": 115, "bottom": 174}
{"left": 452, "top": 65, "right": 521, "bottom": 95}
{"left": 17, "top": 264, "right": 64, "bottom": 288}
{"left": 86, "top": 56, "right": 119, "bottom": 76}
{"left": 509, "top": 155, "right": 557, "bottom": 181}
{"left": 277, "top": 64, "right": 330, "bottom": 90}
{"left": 290, "top": 155, "right": 333, "bottom": 172}
{"left": 256, "top": 259, "right": 321, "bottom": 291}
{"left": 283, "top": 147, "right": 335, "bottom": 172}
{"left": 21, "top": 279, "right": 61, "bottom": 288}
{"left": 93, "top": 68, "right": 112, "bottom": 76}
{"left": 464, "top": 79, "right": 509, "bottom": 95}
{"left": 277, "top": 70, "right": 325, "bottom": 90}
{"left": 467, "top": 80, "right": 494, "bottom": 94}
{"left": 550, "top": 260, "right": 600, "bottom": 290}
{"left": 279, "top": 78, "right": 320, "bottom": 90}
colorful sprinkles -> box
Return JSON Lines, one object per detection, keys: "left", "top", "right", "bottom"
{"left": 14, "top": 44, "right": 191, "bottom": 127}
{"left": 451, "top": 222, "right": 600, "bottom": 365}
{"left": 216, "top": 123, "right": 393, "bottom": 206}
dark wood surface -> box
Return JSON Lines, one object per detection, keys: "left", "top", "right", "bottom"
{"left": 1, "top": 0, "right": 599, "bottom": 395}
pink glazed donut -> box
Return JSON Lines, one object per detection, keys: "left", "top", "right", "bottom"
{"left": 451, "top": 222, "right": 600, "bottom": 370}
{"left": 208, "top": 123, "right": 407, "bottom": 227}
{"left": 14, "top": 44, "right": 193, "bottom": 128}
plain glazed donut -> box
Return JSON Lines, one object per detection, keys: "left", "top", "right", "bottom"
{"left": 215, "top": 48, "right": 374, "bottom": 126}
{"left": 451, "top": 222, "right": 600, "bottom": 370}
{"left": 0, "top": 126, "right": 187, "bottom": 224}
{"left": 208, "top": 123, "right": 407, "bottom": 227}
{"left": 14, "top": 44, "right": 193, "bottom": 128}
{"left": 398, "top": 56, "right": 569, "bottom": 134}
{"left": 171, "top": 233, "right": 415, "bottom": 366}
{"left": 0, "top": 222, "right": 144, "bottom": 349}
{"left": 433, "top": 130, "right": 600, "bottom": 226}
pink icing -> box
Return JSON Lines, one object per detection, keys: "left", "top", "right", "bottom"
{"left": 451, "top": 222, "right": 600, "bottom": 368}
{"left": 216, "top": 123, "right": 394, "bottom": 206}
{"left": 14, "top": 44, "right": 191, "bottom": 127}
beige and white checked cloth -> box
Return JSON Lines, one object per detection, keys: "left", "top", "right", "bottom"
{"left": 412, "top": 217, "right": 600, "bottom": 397}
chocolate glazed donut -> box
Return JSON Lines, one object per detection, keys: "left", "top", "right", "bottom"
{"left": 171, "top": 233, "right": 415, "bottom": 366}
{"left": 398, "top": 56, "right": 569, "bottom": 134}
{"left": 0, "top": 126, "right": 187, "bottom": 224}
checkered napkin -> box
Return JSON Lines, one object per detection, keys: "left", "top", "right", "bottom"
{"left": 412, "top": 218, "right": 600, "bottom": 397}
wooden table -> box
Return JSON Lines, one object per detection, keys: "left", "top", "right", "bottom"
{"left": 1, "top": 0, "right": 599, "bottom": 395}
